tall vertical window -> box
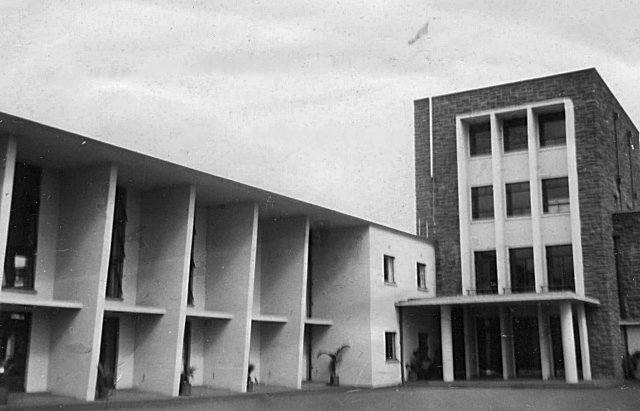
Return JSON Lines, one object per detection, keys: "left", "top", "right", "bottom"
{"left": 187, "top": 229, "right": 196, "bottom": 306}
{"left": 417, "top": 263, "right": 427, "bottom": 290}
{"left": 475, "top": 251, "right": 497, "bottom": 294}
{"left": 385, "top": 332, "right": 397, "bottom": 361}
{"left": 542, "top": 178, "right": 570, "bottom": 213}
{"left": 539, "top": 111, "right": 566, "bottom": 147}
{"left": 503, "top": 117, "right": 528, "bottom": 152}
{"left": 546, "top": 245, "right": 574, "bottom": 291}
{"left": 383, "top": 255, "right": 395, "bottom": 284}
{"left": 469, "top": 122, "right": 491, "bottom": 156}
{"left": 506, "top": 182, "right": 531, "bottom": 216}
{"left": 509, "top": 248, "right": 535, "bottom": 293}
{"left": 4, "top": 163, "right": 41, "bottom": 290}
{"left": 472, "top": 186, "right": 494, "bottom": 220}
{"left": 106, "top": 187, "right": 127, "bottom": 299}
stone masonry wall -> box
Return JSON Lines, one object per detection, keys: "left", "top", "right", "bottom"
{"left": 414, "top": 68, "right": 640, "bottom": 378}
{"left": 613, "top": 212, "right": 640, "bottom": 321}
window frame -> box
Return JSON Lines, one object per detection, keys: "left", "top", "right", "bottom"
{"left": 506, "top": 181, "right": 531, "bottom": 217}
{"left": 417, "top": 262, "right": 427, "bottom": 290}
{"left": 502, "top": 117, "right": 528, "bottom": 152}
{"left": 474, "top": 250, "right": 498, "bottom": 294}
{"left": 469, "top": 122, "right": 492, "bottom": 156}
{"left": 542, "top": 177, "right": 570, "bottom": 214}
{"left": 508, "top": 247, "right": 535, "bottom": 293}
{"left": 385, "top": 331, "right": 397, "bottom": 361}
{"left": 383, "top": 255, "right": 395, "bottom": 285}
{"left": 471, "top": 185, "right": 494, "bottom": 220}
{"left": 539, "top": 111, "right": 566, "bottom": 147}
{"left": 546, "top": 245, "right": 575, "bottom": 292}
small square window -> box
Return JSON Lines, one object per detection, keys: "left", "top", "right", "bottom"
{"left": 471, "top": 186, "right": 494, "bottom": 220}
{"left": 469, "top": 122, "right": 491, "bottom": 156}
{"left": 542, "top": 178, "right": 570, "bottom": 213}
{"left": 417, "top": 263, "right": 427, "bottom": 289}
{"left": 503, "top": 117, "right": 528, "bottom": 152}
{"left": 383, "top": 255, "right": 395, "bottom": 284}
{"left": 506, "top": 182, "right": 531, "bottom": 216}
{"left": 385, "top": 332, "right": 397, "bottom": 361}
{"left": 539, "top": 111, "right": 566, "bottom": 147}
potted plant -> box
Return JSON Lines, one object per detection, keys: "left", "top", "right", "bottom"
{"left": 179, "top": 366, "right": 196, "bottom": 396}
{"left": 96, "top": 363, "right": 115, "bottom": 400}
{"left": 317, "top": 344, "right": 350, "bottom": 386}
{"left": 246, "top": 364, "right": 257, "bottom": 392}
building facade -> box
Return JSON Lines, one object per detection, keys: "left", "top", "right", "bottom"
{"left": 409, "top": 68, "right": 640, "bottom": 382}
{"left": 0, "top": 113, "right": 433, "bottom": 401}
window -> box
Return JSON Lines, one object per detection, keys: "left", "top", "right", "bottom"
{"left": 506, "top": 182, "right": 531, "bottom": 216}
{"left": 546, "top": 245, "right": 574, "bottom": 291}
{"left": 385, "top": 332, "right": 397, "bottom": 361}
{"left": 542, "top": 178, "right": 570, "bottom": 213}
{"left": 106, "top": 187, "right": 127, "bottom": 299}
{"left": 472, "top": 186, "right": 494, "bottom": 220}
{"left": 475, "top": 251, "right": 497, "bottom": 294}
{"left": 4, "top": 163, "right": 41, "bottom": 290}
{"left": 509, "top": 248, "right": 535, "bottom": 293}
{"left": 417, "top": 263, "right": 427, "bottom": 290}
{"left": 539, "top": 111, "right": 566, "bottom": 147}
{"left": 383, "top": 255, "right": 395, "bottom": 284}
{"left": 469, "top": 122, "right": 491, "bottom": 156}
{"left": 503, "top": 117, "right": 528, "bottom": 152}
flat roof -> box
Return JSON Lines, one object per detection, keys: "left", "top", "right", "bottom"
{"left": 396, "top": 292, "right": 600, "bottom": 308}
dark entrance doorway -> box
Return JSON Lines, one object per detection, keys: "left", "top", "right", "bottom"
{"left": 513, "top": 316, "right": 541, "bottom": 377}
{"left": 97, "top": 316, "right": 119, "bottom": 396}
{"left": 476, "top": 317, "right": 502, "bottom": 378}
{"left": 0, "top": 311, "right": 31, "bottom": 392}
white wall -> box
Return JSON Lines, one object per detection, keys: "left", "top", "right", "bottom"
{"left": 191, "top": 206, "right": 208, "bottom": 310}
{"left": 189, "top": 319, "right": 205, "bottom": 386}
{"left": 117, "top": 315, "right": 135, "bottom": 389}
{"left": 309, "top": 227, "right": 371, "bottom": 386}
{"left": 369, "top": 226, "right": 434, "bottom": 387}
{"left": 25, "top": 310, "right": 51, "bottom": 392}
{"left": 34, "top": 168, "right": 59, "bottom": 300}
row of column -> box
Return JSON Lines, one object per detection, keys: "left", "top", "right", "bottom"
{"left": 440, "top": 302, "right": 591, "bottom": 383}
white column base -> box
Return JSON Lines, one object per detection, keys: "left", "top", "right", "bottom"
{"left": 560, "top": 302, "right": 578, "bottom": 383}
{"left": 441, "top": 305, "right": 454, "bottom": 382}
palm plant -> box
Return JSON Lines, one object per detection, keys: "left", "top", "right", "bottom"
{"left": 317, "top": 344, "right": 350, "bottom": 386}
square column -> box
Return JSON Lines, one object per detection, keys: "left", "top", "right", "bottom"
{"left": 559, "top": 302, "right": 578, "bottom": 383}
{"left": 576, "top": 304, "right": 591, "bottom": 380}
{"left": 463, "top": 306, "right": 478, "bottom": 379}
{"left": 499, "top": 307, "right": 515, "bottom": 379}
{"left": 440, "top": 305, "right": 454, "bottom": 382}
{"left": 490, "top": 114, "right": 507, "bottom": 294}
{"left": 537, "top": 305, "right": 553, "bottom": 380}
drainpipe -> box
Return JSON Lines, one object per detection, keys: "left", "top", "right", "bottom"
{"left": 627, "top": 131, "right": 635, "bottom": 208}
{"left": 613, "top": 112, "right": 622, "bottom": 208}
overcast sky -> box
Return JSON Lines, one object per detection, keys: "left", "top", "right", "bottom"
{"left": 2, "top": 0, "right": 639, "bottom": 232}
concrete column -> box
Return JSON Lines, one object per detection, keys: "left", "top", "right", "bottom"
{"left": 527, "top": 108, "right": 545, "bottom": 292}
{"left": 257, "top": 217, "right": 310, "bottom": 389}
{"left": 490, "top": 114, "right": 507, "bottom": 294}
{"left": 537, "top": 305, "right": 553, "bottom": 380}
{"left": 576, "top": 304, "right": 592, "bottom": 380}
{"left": 204, "top": 203, "right": 259, "bottom": 392}
{"left": 463, "top": 306, "right": 478, "bottom": 379}
{"left": 49, "top": 164, "right": 117, "bottom": 401}
{"left": 0, "top": 136, "right": 17, "bottom": 291}
{"left": 564, "top": 100, "right": 584, "bottom": 296}
{"left": 440, "top": 305, "right": 454, "bottom": 382}
{"left": 456, "top": 118, "right": 472, "bottom": 294}
{"left": 559, "top": 302, "right": 578, "bottom": 383}
{"left": 133, "top": 185, "right": 196, "bottom": 396}
{"left": 499, "top": 307, "right": 516, "bottom": 379}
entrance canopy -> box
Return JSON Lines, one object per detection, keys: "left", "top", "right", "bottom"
{"left": 396, "top": 291, "right": 599, "bottom": 308}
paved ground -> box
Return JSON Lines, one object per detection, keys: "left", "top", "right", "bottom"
{"left": 7, "top": 382, "right": 639, "bottom": 411}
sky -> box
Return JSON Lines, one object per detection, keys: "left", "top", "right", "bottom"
{"left": 1, "top": 0, "right": 639, "bottom": 233}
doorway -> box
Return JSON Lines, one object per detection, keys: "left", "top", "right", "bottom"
{"left": 0, "top": 311, "right": 31, "bottom": 392}
{"left": 513, "top": 316, "right": 541, "bottom": 377}
{"left": 476, "top": 317, "right": 502, "bottom": 378}
{"left": 98, "top": 317, "right": 119, "bottom": 393}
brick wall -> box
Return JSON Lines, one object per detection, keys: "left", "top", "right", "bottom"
{"left": 414, "top": 68, "right": 640, "bottom": 378}
{"left": 613, "top": 212, "right": 640, "bottom": 321}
